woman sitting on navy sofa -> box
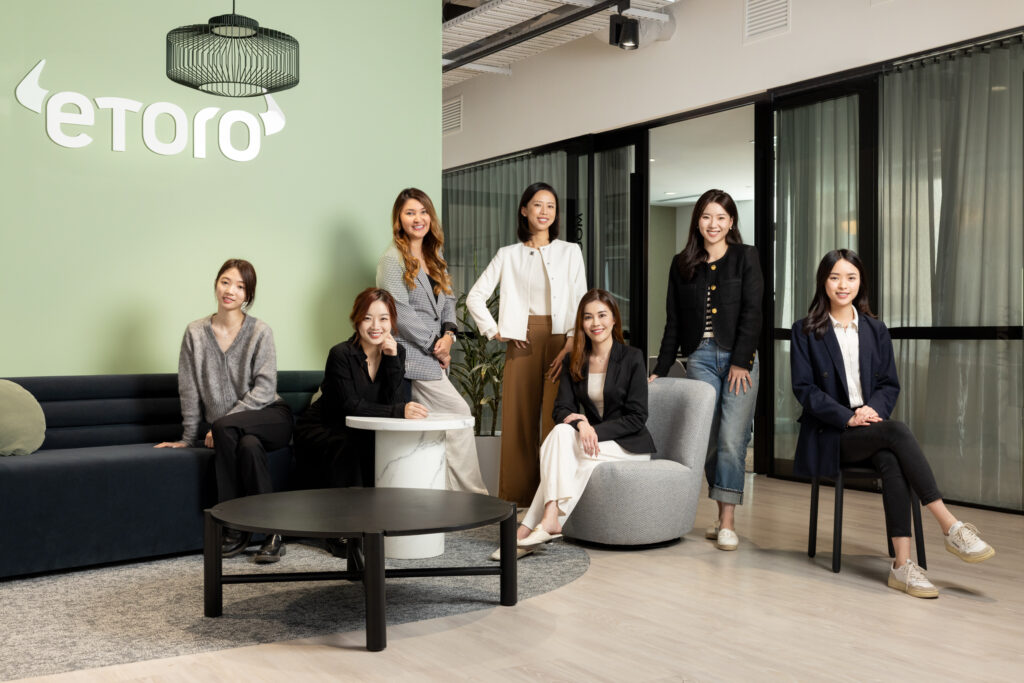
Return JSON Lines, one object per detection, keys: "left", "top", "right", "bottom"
{"left": 156, "top": 258, "right": 293, "bottom": 563}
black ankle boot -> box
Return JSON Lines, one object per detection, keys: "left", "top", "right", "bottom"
{"left": 222, "top": 529, "right": 253, "bottom": 558}
{"left": 254, "top": 534, "right": 286, "bottom": 563}
{"left": 325, "top": 537, "right": 347, "bottom": 558}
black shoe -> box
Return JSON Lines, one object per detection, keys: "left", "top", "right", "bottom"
{"left": 222, "top": 530, "right": 253, "bottom": 558}
{"left": 325, "top": 537, "right": 347, "bottom": 558}
{"left": 254, "top": 534, "right": 286, "bottom": 563}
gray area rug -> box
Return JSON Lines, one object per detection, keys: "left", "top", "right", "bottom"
{"left": 0, "top": 527, "right": 588, "bottom": 680}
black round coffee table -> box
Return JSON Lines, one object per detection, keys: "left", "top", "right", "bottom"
{"left": 203, "top": 488, "right": 517, "bottom": 651}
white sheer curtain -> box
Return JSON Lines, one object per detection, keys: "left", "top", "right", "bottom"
{"left": 774, "top": 95, "right": 860, "bottom": 329}
{"left": 594, "top": 147, "right": 633, "bottom": 332}
{"left": 773, "top": 95, "right": 860, "bottom": 462}
{"left": 441, "top": 151, "right": 567, "bottom": 297}
{"left": 879, "top": 38, "right": 1023, "bottom": 510}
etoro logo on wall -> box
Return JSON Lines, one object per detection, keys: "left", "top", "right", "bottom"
{"left": 15, "top": 59, "right": 286, "bottom": 163}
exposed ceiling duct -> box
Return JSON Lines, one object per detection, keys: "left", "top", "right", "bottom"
{"left": 442, "top": 0, "right": 677, "bottom": 89}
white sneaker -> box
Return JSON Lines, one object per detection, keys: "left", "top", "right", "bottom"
{"left": 945, "top": 521, "right": 996, "bottom": 563}
{"left": 888, "top": 559, "right": 938, "bottom": 598}
{"left": 715, "top": 528, "right": 738, "bottom": 551}
{"left": 705, "top": 521, "right": 720, "bottom": 540}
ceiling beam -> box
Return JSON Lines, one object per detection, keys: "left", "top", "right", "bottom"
{"left": 442, "top": 0, "right": 628, "bottom": 74}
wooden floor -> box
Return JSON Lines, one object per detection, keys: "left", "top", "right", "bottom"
{"left": 18, "top": 476, "right": 1024, "bottom": 682}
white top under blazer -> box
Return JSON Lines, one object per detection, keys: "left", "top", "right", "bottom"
{"left": 466, "top": 240, "right": 588, "bottom": 341}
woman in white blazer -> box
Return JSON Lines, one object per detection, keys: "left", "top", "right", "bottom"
{"left": 467, "top": 182, "right": 587, "bottom": 506}
{"left": 376, "top": 188, "right": 488, "bottom": 494}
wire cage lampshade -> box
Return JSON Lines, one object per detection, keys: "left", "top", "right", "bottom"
{"left": 166, "top": 7, "right": 299, "bottom": 97}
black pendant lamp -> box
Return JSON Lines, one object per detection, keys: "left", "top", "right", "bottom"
{"left": 166, "top": 2, "right": 299, "bottom": 97}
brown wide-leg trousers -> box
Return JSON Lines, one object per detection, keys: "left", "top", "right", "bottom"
{"left": 499, "top": 315, "right": 565, "bottom": 507}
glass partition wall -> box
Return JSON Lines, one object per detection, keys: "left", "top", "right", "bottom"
{"left": 442, "top": 34, "right": 1023, "bottom": 511}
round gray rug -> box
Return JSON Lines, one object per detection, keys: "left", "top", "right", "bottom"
{"left": 0, "top": 527, "right": 588, "bottom": 680}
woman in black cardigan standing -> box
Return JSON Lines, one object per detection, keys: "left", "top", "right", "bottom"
{"left": 649, "top": 189, "right": 762, "bottom": 551}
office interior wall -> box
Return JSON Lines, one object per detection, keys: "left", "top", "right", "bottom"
{"left": 443, "top": 0, "right": 1023, "bottom": 169}
{"left": 1, "top": 0, "right": 440, "bottom": 375}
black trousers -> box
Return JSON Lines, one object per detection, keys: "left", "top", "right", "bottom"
{"left": 839, "top": 420, "right": 942, "bottom": 537}
{"left": 211, "top": 402, "right": 293, "bottom": 503}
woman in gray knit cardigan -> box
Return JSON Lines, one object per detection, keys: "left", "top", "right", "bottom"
{"left": 156, "top": 259, "right": 293, "bottom": 563}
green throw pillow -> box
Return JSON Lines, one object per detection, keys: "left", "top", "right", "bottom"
{"left": 0, "top": 380, "right": 46, "bottom": 456}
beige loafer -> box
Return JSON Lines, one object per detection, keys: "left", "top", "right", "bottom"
{"left": 517, "top": 525, "right": 563, "bottom": 548}
{"left": 716, "top": 528, "right": 739, "bottom": 551}
{"left": 490, "top": 547, "right": 535, "bottom": 561}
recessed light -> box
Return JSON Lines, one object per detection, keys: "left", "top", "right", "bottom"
{"left": 650, "top": 158, "right": 656, "bottom": 162}
{"left": 991, "top": 85, "right": 1008, "bottom": 92}
{"left": 664, "top": 191, "right": 677, "bottom": 196}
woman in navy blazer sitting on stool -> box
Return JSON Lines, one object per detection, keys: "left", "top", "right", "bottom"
{"left": 376, "top": 188, "right": 487, "bottom": 494}
{"left": 494, "top": 289, "right": 655, "bottom": 560}
{"left": 791, "top": 249, "right": 995, "bottom": 598}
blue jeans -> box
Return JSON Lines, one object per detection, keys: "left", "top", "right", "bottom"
{"left": 685, "top": 338, "right": 759, "bottom": 505}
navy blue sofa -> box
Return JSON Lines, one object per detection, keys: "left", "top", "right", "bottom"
{"left": 0, "top": 371, "right": 321, "bottom": 579}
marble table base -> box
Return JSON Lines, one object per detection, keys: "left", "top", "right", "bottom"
{"left": 374, "top": 429, "right": 447, "bottom": 559}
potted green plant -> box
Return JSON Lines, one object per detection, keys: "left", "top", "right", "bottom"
{"left": 450, "top": 290, "right": 505, "bottom": 494}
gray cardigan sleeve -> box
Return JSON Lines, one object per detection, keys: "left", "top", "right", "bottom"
{"left": 177, "top": 330, "right": 202, "bottom": 446}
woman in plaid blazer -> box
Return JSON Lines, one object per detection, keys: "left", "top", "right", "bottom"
{"left": 376, "top": 188, "right": 487, "bottom": 494}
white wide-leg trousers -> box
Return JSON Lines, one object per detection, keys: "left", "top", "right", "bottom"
{"left": 521, "top": 423, "right": 650, "bottom": 530}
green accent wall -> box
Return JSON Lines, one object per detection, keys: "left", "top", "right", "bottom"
{"left": 0, "top": 0, "right": 440, "bottom": 375}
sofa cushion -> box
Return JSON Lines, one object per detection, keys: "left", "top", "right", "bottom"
{"left": 0, "top": 379, "right": 46, "bottom": 456}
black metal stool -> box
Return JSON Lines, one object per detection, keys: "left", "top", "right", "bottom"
{"left": 808, "top": 457, "right": 927, "bottom": 573}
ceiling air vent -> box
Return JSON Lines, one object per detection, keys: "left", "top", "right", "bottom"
{"left": 442, "top": 96, "right": 462, "bottom": 136}
{"left": 744, "top": 0, "right": 790, "bottom": 42}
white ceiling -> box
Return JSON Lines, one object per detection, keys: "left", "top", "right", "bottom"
{"left": 649, "top": 105, "right": 756, "bottom": 204}
{"left": 442, "top": 0, "right": 677, "bottom": 89}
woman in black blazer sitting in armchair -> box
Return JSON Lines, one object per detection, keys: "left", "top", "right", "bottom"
{"left": 791, "top": 249, "right": 994, "bottom": 598}
{"left": 505, "top": 289, "right": 655, "bottom": 556}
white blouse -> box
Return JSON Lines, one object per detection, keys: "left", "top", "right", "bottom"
{"left": 829, "top": 309, "right": 864, "bottom": 408}
{"left": 588, "top": 372, "right": 606, "bottom": 419}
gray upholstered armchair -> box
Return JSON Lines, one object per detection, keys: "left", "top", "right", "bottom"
{"left": 561, "top": 377, "right": 716, "bottom": 545}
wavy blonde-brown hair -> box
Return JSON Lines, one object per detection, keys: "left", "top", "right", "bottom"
{"left": 568, "top": 289, "right": 625, "bottom": 382}
{"left": 391, "top": 188, "right": 453, "bottom": 296}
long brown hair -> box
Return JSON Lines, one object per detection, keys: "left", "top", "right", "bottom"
{"left": 677, "top": 189, "right": 743, "bottom": 280}
{"left": 391, "top": 188, "right": 452, "bottom": 296}
{"left": 568, "top": 289, "right": 625, "bottom": 382}
{"left": 801, "top": 249, "right": 875, "bottom": 339}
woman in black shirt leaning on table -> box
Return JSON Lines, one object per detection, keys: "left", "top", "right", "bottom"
{"left": 294, "top": 288, "right": 429, "bottom": 492}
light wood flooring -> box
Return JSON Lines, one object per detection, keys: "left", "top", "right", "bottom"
{"left": 17, "top": 475, "right": 1024, "bottom": 682}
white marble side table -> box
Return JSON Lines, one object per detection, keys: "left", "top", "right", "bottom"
{"left": 345, "top": 413, "right": 474, "bottom": 559}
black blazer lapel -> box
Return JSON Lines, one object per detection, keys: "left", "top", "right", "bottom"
{"left": 857, "top": 318, "right": 874, "bottom": 402}
{"left": 573, "top": 361, "right": 601, "bottom": 419}
{"left": 602, "top": 342, "right": 627, "bottom": 413}
{"left": 823, "top": 326, "right": 851, "bottom": 405}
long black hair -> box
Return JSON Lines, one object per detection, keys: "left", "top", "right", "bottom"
{"left": 677, "top": 189, "right": 743, "bottom": 280}
{"left": 516, "top": 182, "right": 560, "bottom": 243}
{"left": 802, "top": 249, "right": 876, "bottom": 339}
